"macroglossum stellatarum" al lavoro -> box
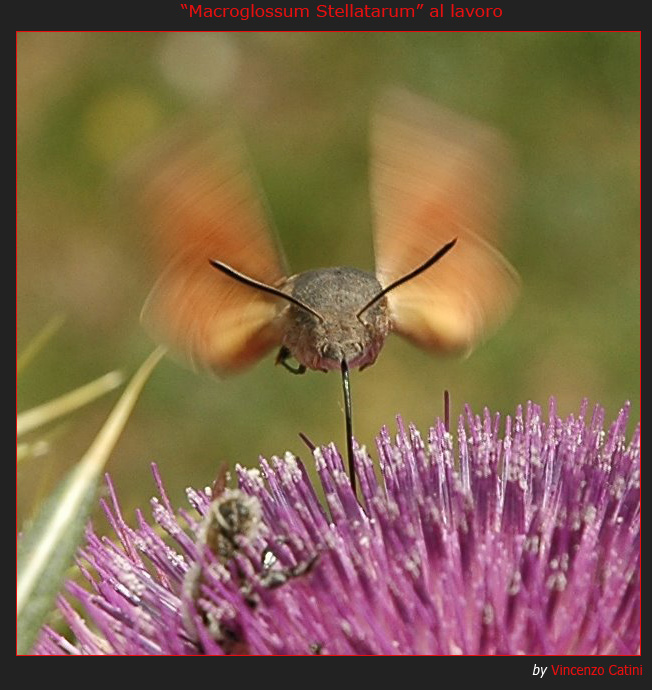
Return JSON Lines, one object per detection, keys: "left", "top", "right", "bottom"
{"left": 136, "top": 90, "right": 519, "bottom": 493}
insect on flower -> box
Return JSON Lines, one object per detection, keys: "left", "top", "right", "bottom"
{"left": 182, "top": 466, "right": 263, "bottom": 646}
{"left": 135, "top": 89, "right": 519, "bottom": 492}
{"left": 182, "top": 465, "right": 318, "bottom": 650}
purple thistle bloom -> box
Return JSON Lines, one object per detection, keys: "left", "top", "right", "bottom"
{"left": 35, "top": 399, "right": 640, "bottom": 655}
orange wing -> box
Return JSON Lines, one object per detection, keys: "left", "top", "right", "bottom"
{"left": 135, "top": 126, "right": 288, "bottom": 374}
{"left": 371, "top": 90, "right": 520, "bottom": 354}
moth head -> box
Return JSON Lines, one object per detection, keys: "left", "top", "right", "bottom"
{"left": 284, "top": 267, "right": 391, "bottom": 371}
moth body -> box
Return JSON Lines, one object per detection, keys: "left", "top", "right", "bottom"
{"left": 136, "top": 89, "right": 520, "bottom": 493}
{"left": 139, "top": 91, "right": 519, "bottom": 379}
{"left": 281, "top": 267, "right": 390, "bottom": 372}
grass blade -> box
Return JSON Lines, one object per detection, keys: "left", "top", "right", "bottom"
{"left": 17, "top": 370, "right": 124, "bottom": 438}
{"left": 17, "top": 315, "right": 66, "bottom": 376}
{"left": 16, "top": 346, "right": 166, "bottom": 654}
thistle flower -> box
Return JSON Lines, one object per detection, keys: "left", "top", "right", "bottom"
{"left": 35, "top": 399, "right": 640, "bottom": 655}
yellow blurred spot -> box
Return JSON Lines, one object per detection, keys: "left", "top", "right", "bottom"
{"left": 82, "top": 88, "right": 162, "bottom": 164}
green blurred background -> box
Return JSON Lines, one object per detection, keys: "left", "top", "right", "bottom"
{"left": 17, "top": 31, "right": 639, "bottom": 526}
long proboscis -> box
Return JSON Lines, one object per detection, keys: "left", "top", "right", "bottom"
{"left": 340, "top": 358, "right": 356, "bottom": 497}
{"left": 209, "top": 259, "right": 325, "bottom": 322}
{"left": 356, "top": 238, "right": 458, "bottom": 319}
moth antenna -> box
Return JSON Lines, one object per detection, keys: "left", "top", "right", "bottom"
{"left": 209, "top": 259, "right": 325, "bottom": 322}
{"left": 340, "top": 359, "right": 356, "bottom": 497}
{"left": 357, "top": 238, "right": 458, "bottom": 319}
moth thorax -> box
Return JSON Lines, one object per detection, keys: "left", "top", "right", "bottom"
{"left": 284, "top": 267, "right": 390, "bottom": 371}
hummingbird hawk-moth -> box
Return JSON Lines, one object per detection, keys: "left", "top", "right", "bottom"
{"left": 136, "top": 90, "right": 519, "bottom": 492}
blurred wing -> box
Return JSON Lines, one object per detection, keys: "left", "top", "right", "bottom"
{"left": 134, "top": 126, "right": 288, "bottom": 374}
{"left": 371, "top": 89, "right": 520, "bottom": 353}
